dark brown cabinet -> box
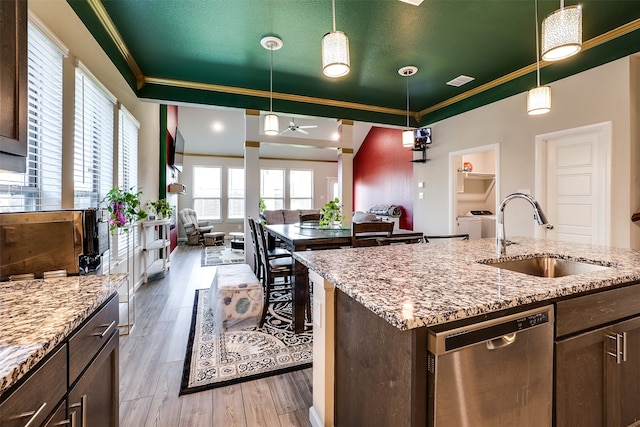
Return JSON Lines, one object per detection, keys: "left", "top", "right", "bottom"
{"left": 68, "top": 330, "right": 119, "bottom": 427}
{"left": 0, "top": 0, "right": 28, "bottom": 173}
{"left": 0, "top": 295, "right": 119, "bottom": 427}
{"left": 555, "top": 284, "right": 640, "bottom": 427}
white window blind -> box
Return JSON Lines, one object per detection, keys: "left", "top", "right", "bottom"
{"left": 228, "top": 167, "right": 244, "bottom": 219}
{"left": 117, "top": 107, "right": 140, "bottom": 259}
{"left": 193, "top": 166, "right": 221, "bottom": 220}
{"left": 73, "top": 64, "right": 116, "bottom": 210}
{"left": 0, "top": 23, "right": 63, "bottom": 212}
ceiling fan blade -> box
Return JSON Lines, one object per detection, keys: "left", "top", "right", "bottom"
{"left": 297, "top": 125, "right": 317, "bottom": 129}
{"left": 279, "top": 128, "right": 291, "bottom": 135}
{"left": 297, "top": 128, "right": 309, "bottom": 135}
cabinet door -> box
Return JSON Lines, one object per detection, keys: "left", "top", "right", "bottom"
{"left": 555, "top": 324, "right": 610, "bottom": 427}
{"left": 68, "top": 331, "right": 119, "bottom": 427}
{"left": 607, "top": 316, "right": 640, "bottom": 426}
{"left": 0, "top": 0, "right": 27, "bottom": 171}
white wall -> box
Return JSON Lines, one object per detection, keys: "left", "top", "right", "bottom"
{"left": 414, "top": 57, "right": 637, "bottom": 249}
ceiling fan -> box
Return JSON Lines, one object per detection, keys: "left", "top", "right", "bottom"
{"left": 280, "top": 117, "right": 317, "bottom": 135}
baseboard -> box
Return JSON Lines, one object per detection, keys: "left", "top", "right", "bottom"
{"left": 309, "top": 406, "right": 331, "bottom": 427}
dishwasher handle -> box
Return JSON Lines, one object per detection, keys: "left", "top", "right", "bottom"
{"left": 486, "top": 332, "right": 517, "bottom": 350}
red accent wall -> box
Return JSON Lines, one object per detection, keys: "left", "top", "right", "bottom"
{"left": 353, "top": 127, "right": 414, "bottom": 230}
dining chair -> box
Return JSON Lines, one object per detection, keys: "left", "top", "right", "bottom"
{"left": 376, "top": 235, "right": 424, "bottom": 245}
{"left": 424, "top": 234, "right": 469, "bottom": 242}
{"left": 299, "top": 212, "right": 321, "bottom": 225}
{"left": 254, "top": 220, "right": 296, "bottom": 327}
{"left": 351, "top": 221, "right": 394, "bottom": 247}
{"left": 248, "top": 217, "right": 291, "bottom": 281}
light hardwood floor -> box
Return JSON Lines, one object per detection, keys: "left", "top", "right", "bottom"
{"left": 119, "top": 244, "right": 313, "bottom": 427}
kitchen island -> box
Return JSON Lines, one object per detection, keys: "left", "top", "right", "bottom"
{"left": 0, "top": 274, "right": 124, "bottom": 426}
{"left": 294, "top": 237, "right": 640, "bottom": 427}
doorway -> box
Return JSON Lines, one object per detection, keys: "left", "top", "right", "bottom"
{"left": 534, "top": 122, "right": 611, "bottom": 245}
{"left": 449, "top": 143, "right": 500, "bottom": 237}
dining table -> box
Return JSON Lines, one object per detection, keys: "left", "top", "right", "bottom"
{"left": 263, "top": 223, "right": 424, "bottom": 333}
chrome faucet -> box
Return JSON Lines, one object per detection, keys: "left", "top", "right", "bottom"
{"left": 496, "top": 193, "right": 551, "bottom": 256}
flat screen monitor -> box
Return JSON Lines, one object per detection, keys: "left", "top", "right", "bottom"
{"left": 173, "top": 127, "right": 185, "bottom": 173}
{"left": 414, "top": 127, "right": 432, "bottom": 148}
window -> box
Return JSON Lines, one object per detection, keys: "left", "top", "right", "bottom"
{"left": 260, "top": 169, "right": 284, "bottom": 210}
{"left": 116, "top": 107, "right": 140, "bottom": 258}
{"left": 193, "top": 166, "right": 221, "bottom": 220}
{"left": 289, "top": 170, "right": 313, "bottom": 209}
{"left": 0, "top": 22, "right": 64, "bottom": 212}
{"left": 73, "top": 64, "right": 116, "bottom": 209}
{"left": 228, "top": 167, "right": 244, "bottom": 219}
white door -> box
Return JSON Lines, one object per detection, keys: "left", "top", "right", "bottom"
{"left": 536, "top": 123, "right": 610, "bottom": 245}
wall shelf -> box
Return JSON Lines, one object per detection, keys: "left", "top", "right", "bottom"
{"left": 140, "top": 219, "right": 171, "bottom": 283}
{"left": 411, "top": 146, "right": 429, "bottom": 163}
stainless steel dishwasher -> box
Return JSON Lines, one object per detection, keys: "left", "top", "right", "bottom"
{"left": 427, "top": 305, "right": 554, "bottom": 427}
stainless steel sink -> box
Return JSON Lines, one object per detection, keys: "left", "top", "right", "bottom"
{"left": 481, "top": 255, "right": 611, "bottom": 278}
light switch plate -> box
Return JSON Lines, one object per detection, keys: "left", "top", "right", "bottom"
{"left": 419, "top": 192, "right": 424, "bottom": 199}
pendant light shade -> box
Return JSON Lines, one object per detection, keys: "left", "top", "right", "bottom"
{"left": 527, "top": 0, "right": 551, "bottom": 116}
{"left": 264, "top": 113, "right": 279, "bottom": 136}
{"left": 322, "top": 0, "right": 350, "bottom": 78}
{"left": 399, "top": 66, "right": 418, "bottom": 148}
{"left": 527, "top": 86, "right": 551, "bottom": 115}
{"left": 541, "top": 3, "right": 582, "bottom": 61}
{"left": 260, "top": 36, "right": 283, "bottom": 135}
{"left": 322, "top": 31, "right": 350, "bottom": 77}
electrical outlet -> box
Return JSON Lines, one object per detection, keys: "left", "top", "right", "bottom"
{"left": 313, "top": 300, "right": 322, "bottom": 327}
{"left": 419, "top": 192, "right": 424, "bottom": 199}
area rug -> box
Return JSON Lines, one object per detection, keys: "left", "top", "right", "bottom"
{"left": 201, "top": 245, "right": 245, "bottom": 267}
{"left": 180, "top": 289, "right": 313, "bottom": 395}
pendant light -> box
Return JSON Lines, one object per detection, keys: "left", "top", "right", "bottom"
{"left": 541, "top": 0, "right": 582, "bottom": 61}
{"left": 399, "top": 66, "right": 418, "bottom": 147}
{"left": 322, "top": 0, "right": 350, "bottom": 78}
{"left": 527, "top": 0, "right": 551, "bottom": 115}
{"left": 261, "top": 36, "right": 283, "bottom": 135}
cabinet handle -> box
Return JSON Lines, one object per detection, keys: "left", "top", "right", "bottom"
{"left": 607, "top": 332, "right": 625, "bottom": 364}
{"left": 10, "top": 402, "right": 47, "bottom": 427}
{"left": 91, "top": 320, "right": 116, "bottom": 338}
{"left": 69, "top": 395, "right": 87, "bottom": 427}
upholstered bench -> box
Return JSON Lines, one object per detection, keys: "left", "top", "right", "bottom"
{"left": 209, "top": 263, "right": 263, "bottom": 331}
{"left": 203, "top": 231, "right": 225, "bottom": 246}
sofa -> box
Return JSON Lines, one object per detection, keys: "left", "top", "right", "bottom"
{"left": 260, "top": 209, "right": 321, "bottom": 225}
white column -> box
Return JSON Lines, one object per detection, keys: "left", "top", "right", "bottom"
{"left": 244, "top": 111, "right": 261, "bottom": 267}
{"left": 309, "top": 270, "right": 336, "bottom": 427}
{"left": 337, "top": 120, "right": 354, "bottom": 226}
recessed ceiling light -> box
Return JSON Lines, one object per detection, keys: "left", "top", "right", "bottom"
{"left": 398, "top": 0, "right": 424, "bottom": 5}
{"left": 331, "top": 131, "right": 340, "bottom": 141}
{"left": 211, "top": 122, "right": 223, "bottom": 132}
{"left": 447, "top": 75, "right": 475, "bottom": 87}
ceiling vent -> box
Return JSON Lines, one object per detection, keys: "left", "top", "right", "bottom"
{"left": 447, "top": 75, "right": 475, "bottom": 87}
{"left": 398, "top": 0, "right": 424, "bottom": 5}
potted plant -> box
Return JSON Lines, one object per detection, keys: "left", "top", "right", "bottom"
{"left": 148, "top": 199, "right": 173, "bottom": 220}
{"left": 101, "top": 186, "right": 147, "bottom": 233}
{"left": 319, "top": 197, "right": 343, "bottom": 228}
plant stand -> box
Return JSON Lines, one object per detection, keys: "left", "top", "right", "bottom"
{"left": 140, "top": 219, "right": 171, "bottom": 283}
{"left": 109, "top": 227, "right": 135, "bottom": 336}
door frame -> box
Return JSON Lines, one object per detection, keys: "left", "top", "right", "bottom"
{"left": 534, "top": 121, "right": 612, "bottom": 244}
{"left": 449, "top": 143, "right": 500, "bottom": 233}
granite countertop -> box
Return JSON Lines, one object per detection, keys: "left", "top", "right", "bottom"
{"left": 0, "top": 274, "right": 125, "bottom": 396}
{"left": 293, "top": 237, "right": 640, "bottom": 331}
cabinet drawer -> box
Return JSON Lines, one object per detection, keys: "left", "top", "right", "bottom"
{"left": 0, "top": 344, "right": 67, "bottom": 427}
{"left": 556, "top": 284, "right": 640, "bottom": 337}
{"left": 68, "top": 295, "right": 118, "bottom": 385}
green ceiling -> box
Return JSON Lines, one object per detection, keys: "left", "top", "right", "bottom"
{"left": 67, "top": 0, "right": 640, "bottom": 126}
